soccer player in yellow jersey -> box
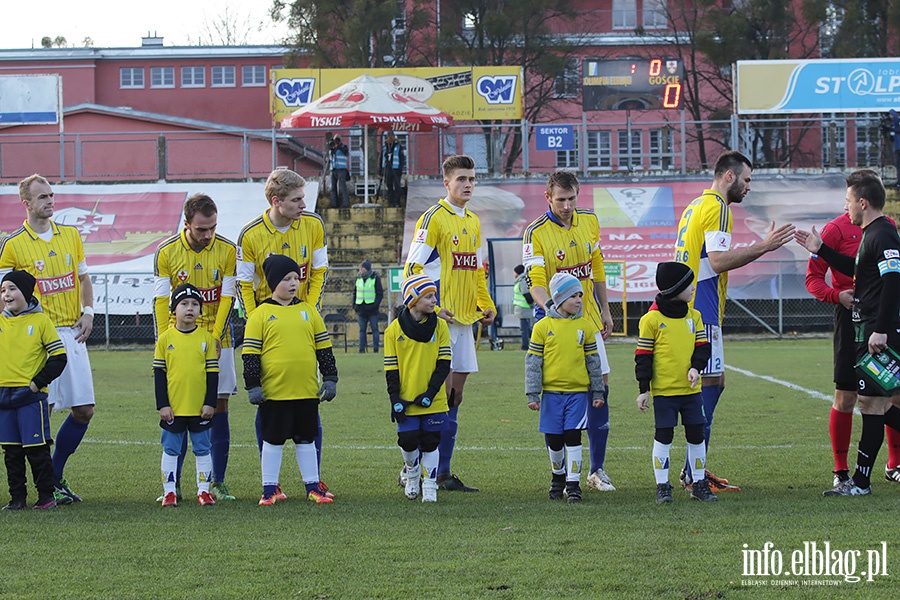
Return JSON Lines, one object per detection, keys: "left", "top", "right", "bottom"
{"left": 525, "top": 273, "right": 606, "bottom": 503}
{"left": 673, "top": 151, "right": 794, "bottom": 491}
{"left": 242, "top": 255, "right": 338, "bottom": 506}
{"left": 404, "top": 155, "right": 496, "bottom": 492}
{"left": 153, "top": 284, "right": 219, "bottom": 508}
{"left": 237, "top": 169, "right": 330, "bottom": 498}
{"left": 634, "top": 263, "right": 715, "bottom": 503}
{"left": 153, "top": 193, "right": 237, "bottom": 502}
{"left": 0, "top": 270, "right": 67, "bottom": 510}
{"left": 522, "top": 171, "right": 616, "bottom": 492}
{"left": 0, "top": 174, "right": 95, "bottom": 504}
{"left": 237, "top": 169, "right": 328, "bottom": 313}
{"left": 384, "top": 275, "right": 452, "bottom": 503}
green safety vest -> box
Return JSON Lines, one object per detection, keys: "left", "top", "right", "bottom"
{"left": 512, "top": 278, "right": 531, "bottom": 309}
{"left": 355, "top": 276, "right": 376, "bottom": 305}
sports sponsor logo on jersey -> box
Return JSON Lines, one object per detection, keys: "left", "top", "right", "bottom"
{"left": 555, "top": 250, "right": 566, "bottom": 261}
{"left": 452, "top": 235, "right": 459, "bottom": 246}
{"left": 687, "top": 319, "right": 695, "bottom": 333}
{"left": 198, "top": 286, "right": 222, "bottom": 304}
{"left": 301, "top": 246, "right": 307, "bottom": 259}
{"left": 301, "top": 311, "right": 309, "bottom": 321}
{"left": 212, "top": 269, "right": 219, "bottom": 281}
{"left": 523, "top": 243, "right": 534, "bottom": 260}
{"left": 558, "top": 261, "right": 592, "bottom": 280}
{"left": 577, "top": 329, "right": 584, "bottom": 345}
{"left": 236, "top": 246, "right": 243, "bottom": 261}
{"left": 569, "top": 240, "right": 577, "bottom": 247}
{"left": 28, "top": 325, "right": 34, "bottom": 336}
{"left": 414, "top": 228, "right": 427, "bottom": 244}
{"left": 282, "top": 242, "right": 291, "bottom": 250}
{"left": 297, "top": 262, "right": 310, "bottom": 281}
{"left": 36, "top": 271, "right": 76, "bottom": 295}
{"left": 452, "top": 252, "right": 478, "bottom": 270}
{"left": 177, "top": 270, "right": 188, "bottom": 282}
{"left": 34, "top": 260, "right": 45, "bottom": 272}
{"left": 202, "top": 342, "right": 207, "bottom": 353}
{"left": 194, "top": 263, "right": 203, "bottom": 270}
{"left": 65, "top": 254, "right": 71, "bottom": 266}
{"left": 48, "top": 250, "right": 57, "bottom": 257}
{"left": 884, "top": 249, "right": 899, "bottom": 259}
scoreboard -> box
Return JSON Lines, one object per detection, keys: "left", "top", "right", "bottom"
{"left": 582, "top": 58, "right": 684, "bottom": 111}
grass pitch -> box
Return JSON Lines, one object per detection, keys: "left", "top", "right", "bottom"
{"left": 0, "top": 338, "right": 895, "bottom": 599}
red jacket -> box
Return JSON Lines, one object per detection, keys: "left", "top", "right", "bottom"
{"left": 805, "top": 212, "right": 896, "bottom": 304}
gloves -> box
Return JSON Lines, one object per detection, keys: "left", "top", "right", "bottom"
{"left": 413, "top": 392, "right": 433, "bottom": 408}
{"left": 390, "top": 397, "right": 412, "bottom": 423}
{"left": 248, "top": 387, "right": 265, "bottom": 406}
{"left": 318, "top": 380, "right": 337, "bottom": 402}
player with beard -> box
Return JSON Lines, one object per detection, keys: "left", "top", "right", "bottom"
{"left": 673, "top": 151, "right": 795, "bottom": 492}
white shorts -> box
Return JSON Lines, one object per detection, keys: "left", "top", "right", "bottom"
{"left": 217, "top": 348, "right": 238, "bottom": 397}
{"left": 449, "top": 322, "right": 478, "bottom": 374}
{"left": 593, "top": 331, "right": 611, "bottom": 376}
{"left": 49, "top": 327, "right": 95, "bottom": 411}
{"left": 702, "top": 324, "right": 725, "bottom": 376}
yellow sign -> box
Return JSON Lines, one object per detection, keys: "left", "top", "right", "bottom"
{"left": 271, "top": 67, "right": 523, "bottom": 124}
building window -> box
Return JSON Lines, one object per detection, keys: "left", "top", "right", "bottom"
{"left": 556, "top": 135, "right": 579, "bottom": 169}
{"left": 555, "top": 58, "right": 579, "bottom": 99}
{"left": 587, "top": 131, "right": 612, "bottom": 170}
{"left": 150, "top": 66, "right": 174, "bottom": 88}
{"left": 181, "top": 66, "right": 205, "bottom": 88}
{"left": 242, "top": 65, "right": 266, "bottom": 87}
{"left": 617, "top": 130, "right": 642, "bottom": 170}
{"left": 642, "top": 0, "right": 667, "bottom": 30}
{"left": 613, "top": 0, "right": 637, "bottom": 30}
{"left": 211, "top": 65, "right": 236, "bottom": 87}
{"left": 119, "top": 67, "right": 144, "bottom": 89}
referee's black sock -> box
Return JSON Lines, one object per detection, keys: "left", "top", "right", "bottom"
{"left": 852, "top": 413, "right": 885, "bottom": 489}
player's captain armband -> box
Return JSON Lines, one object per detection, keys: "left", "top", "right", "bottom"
{"left": 856, "top": 347, "right": 900, "bottom": 395}
{"left": 704, "top": 231, "right": 732, "bottom": 252}
{"left": 877, "top": 258, "right": 900, "bottom": 276}
{"left": 414, "top": 228, "right": 428, "bottom": 244}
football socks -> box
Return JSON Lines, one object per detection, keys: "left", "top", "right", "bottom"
{"left": 686, "top": 441, "right": 707, "bottom": 484}
{"left": 52, "top": 415, "right": 89, "bottom": 481}
{"left": 853, "top": 413, "right": 885, "bottom": 489}
{"left": 210, "top": 411, "right": 230, "bottom": 483}
{"left": 587, "top": 399, "right": 610, "bottom": 474}
{"left": 653, "top": 440, "right": 671, "bottom": 485}
{"left": 565, "top": 444, "right": 583, "bottom": 483}
{"left": 548, "top": 446, "right": 566, "bottom": 476}
{"left": 829, "top": 408, "right": 853, "bottom": 472}
{"left": 437, "top": 406, "right": 459, "bottom": 476}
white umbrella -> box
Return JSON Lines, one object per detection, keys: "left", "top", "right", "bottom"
{"left": 281, "top": 74, "right": 453, "bottom": 204}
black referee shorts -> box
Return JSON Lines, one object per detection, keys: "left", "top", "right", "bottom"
{"left": 833, "top": 304, "right": 857, "bottom": 392}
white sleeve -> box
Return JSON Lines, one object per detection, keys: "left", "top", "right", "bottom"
{"left": 155, "top": 276, "right": 172, "bottom": 299}
{"left": 78, "top": 260, "right": 89, "bottom": 275}
{"left": 312, "top": 246, "right": 329, "bottom": 269}
{"left": 221, "top": 275, "right": 237, "bottom": 298}
{"left": 237, "top": 260, "right": 256, "bottom": 284}
{"left": 704, "top": 231, "right": 732, "bottom": 253}
{"left": 407, "top": 241, "right": 434, "bottom": 266}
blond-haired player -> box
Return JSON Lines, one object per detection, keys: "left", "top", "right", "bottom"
{"left": 0, "top": 174, "right": 95, "bottom": 504}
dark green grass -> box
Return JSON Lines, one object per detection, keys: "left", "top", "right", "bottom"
{"left": 0, "top": 338, "right": 895, "bottom": 599}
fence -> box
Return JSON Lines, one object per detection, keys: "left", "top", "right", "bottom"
{"left": 3, "top": 113, "right": 895, "bottom": 185}
{"left": 87, "top": 259, "right": 835, "bottom": 348}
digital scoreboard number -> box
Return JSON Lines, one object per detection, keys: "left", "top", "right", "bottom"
{"left": 582, "top": 58, "right": 684, "bottom": 111}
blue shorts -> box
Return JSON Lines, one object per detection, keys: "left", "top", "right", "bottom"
{"left": 538, "top": 392, "right": 589, "bottom": 435}
{"left": 397, "top": 412, "right": 447, "bottom": 434}
{"left": 161, "top": 428, "right": 211, "bottom": 456}
{"left": 652, "top": 393, "right": 705, "bottom": 429}
{"left": 0, "top": 390, "right": 52, "bottom": 446}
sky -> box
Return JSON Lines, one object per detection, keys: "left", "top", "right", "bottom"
{"left": 2, "top": 0, "right": 291, "bottom": 49}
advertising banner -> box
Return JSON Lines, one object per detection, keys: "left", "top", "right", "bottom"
{"left": 271, "top": 67, "right": 523, "bottom": 124}
{"left": 736, "top": 58, "right": 900, "bottom": 114}
{"left": 404, "top": 174, "right": 850, "bottom": 301}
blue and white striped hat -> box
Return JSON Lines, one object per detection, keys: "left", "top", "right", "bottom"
{"left": 549, "top": 272, "right": 581, "bottom": 307}
{"left": 402, "top": 274, "right": 437, "bottom": 308}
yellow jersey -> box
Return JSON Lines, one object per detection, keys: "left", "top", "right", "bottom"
{"left": 673, "top": 190, "right": 732, "bottom": 326}
{"left": 0, "top": 221, "right": 88, "bottom": 327}
{"left": 0, "top": 310, "right": 66, "bottom": 389}
{"left": 383, "top": 317, "right": 451, "bottom": 416}
{"left": 242, "top": 301, "right": 331, "bottom": 400}
{"left": 527, "top": 315, "right": 599, "bottom": 392}
{"left": 153, "top": 326, "right": 219, "bottom": 416}
{"left": 522, "top": 209, "right": 607, "bottom": 331}
{"left": 636, "top": 306, "right": 708, "bottom": 396}
{"left": 236, "top": 211, "right": 328, "bottom": 314}
{"left": 405, "top": 198, "right": 495, "bottom": 325}
{"left": 153, "top": 230, "right": 237, "bottom": 346}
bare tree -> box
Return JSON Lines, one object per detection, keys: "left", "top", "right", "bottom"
{"left": 193, "top": 4, "right": 266, "bottom": 45}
